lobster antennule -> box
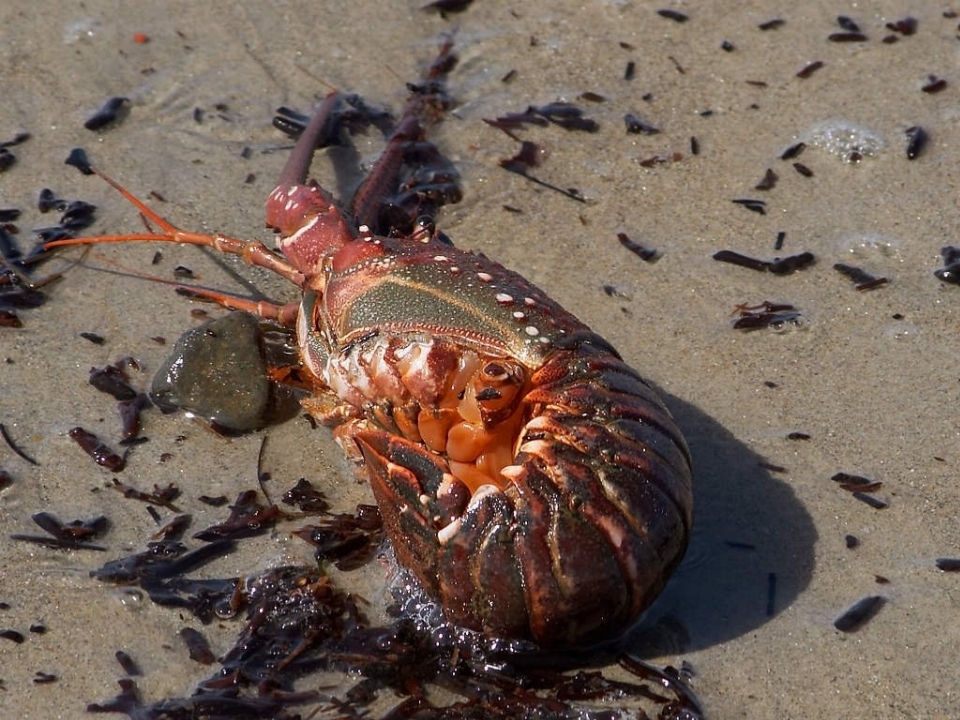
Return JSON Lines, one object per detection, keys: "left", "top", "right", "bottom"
{"left": 267, "top": 188, "right": 355, "bottom": 277}
{"left": 265, "top": 92, "right": 357, "bottom": 275}
{"left": 275, "top": 91, "right": 341, "bottom": 190}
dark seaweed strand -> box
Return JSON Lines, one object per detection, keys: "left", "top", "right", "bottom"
{"left": 619, "top": 655, "right": 705, "bottom": 716}
{"left": 828, "top": 31, "right": 868, "bottom": 42}
{"left": 84, "top": 97, "right": 129, "bottom": 131}
{"left": 657, "top": 9, "right": 688, "bottom": 23}
{"left": 617, "top": 233, "right": 659, "bottom": 262}
{"left": 796, "top": 60, "right": 824, "bottom": 78}
{"left": 502, "top": 166, "right": 588, "bottom": 203}
{"left": 905, "top": 126, "right": 927, "bottom": 159}
{"left": 731, "top": 198, "right": 767, "bottom": 214}
{"left": 922, "top": 76, "right": 947, "bottom": 94}
{"left": 114, "top": 650, "right": 141, "bottom": 676}
{"left": 758, "top": 19, "right": 785, "bottom": 30}
{"left": 713, "top": 250, "right": 769, "bottom": 271}
{"left": 754, "top": 168, "right": 778, "bottom": 190}
{"left": 65, "top": 148, "right": 94, "bottom": 175}
{"left": 833, "top": 263, "right": 888, "bottom": 290}
{"left": 768, "top": 252, "right": 814, "bottom": 275}
{"left": 836, "top": 16, "right": 861, "bottom": 32}
{"left": 0, "top": 423, "right": 39, "bottom": 465}
{"left": 852, "top": 492, "right": 888, "bottom": 509}
{"left": 780, "top": 142, "right": 806, "bottom": 160}
{"left": 834, "top": 595, "right": 886, "bottom": 632}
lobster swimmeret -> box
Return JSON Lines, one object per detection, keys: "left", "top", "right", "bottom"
{"left": 49, "top": 43, "right": 693, "bottom": 647}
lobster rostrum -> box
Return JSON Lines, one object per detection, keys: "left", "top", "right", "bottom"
{"left": 49, "top": 43, "right": 693, "bottom": 647}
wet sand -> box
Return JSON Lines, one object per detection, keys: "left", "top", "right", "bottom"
{"left": 2, "top": 1, "right": 959, "bottom": 717}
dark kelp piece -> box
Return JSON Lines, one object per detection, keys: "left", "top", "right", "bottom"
{"left": 834, "top": 595, "right": 886, "bottom": 632}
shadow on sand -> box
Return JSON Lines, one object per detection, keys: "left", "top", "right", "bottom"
{"left": 629, "top": 389, "right": 818, "bottom": 656}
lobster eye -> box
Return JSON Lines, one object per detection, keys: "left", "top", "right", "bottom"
{"left": 483, "top": 362, "right": 508, "bottom": 381}
{"left": 412, "top": 215, "right": 436, "bottom": 243}
{"left": 414, "top": 216, "right": 435, "bottom": 233}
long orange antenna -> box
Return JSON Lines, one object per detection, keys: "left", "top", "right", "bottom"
{"left": 45, "top": 167, "right": 307, "bottom": 288}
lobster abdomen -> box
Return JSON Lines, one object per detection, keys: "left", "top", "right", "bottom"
{"left": 357, "top": 330, "right": 693, "bottom": 647}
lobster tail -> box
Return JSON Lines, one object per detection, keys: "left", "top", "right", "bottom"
{"left": 360, "top": 331, "right": 693, "bottom": 647}
{"left": 506, "top": 331, "right": 693, "bottom": 644}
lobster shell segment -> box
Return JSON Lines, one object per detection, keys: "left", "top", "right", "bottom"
{"left": 357, "top": 330, "right": 693, "bottom": 647}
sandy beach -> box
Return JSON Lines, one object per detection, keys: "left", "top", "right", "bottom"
{"left": 2, "top": 1, "right": 959, "bottom": 717}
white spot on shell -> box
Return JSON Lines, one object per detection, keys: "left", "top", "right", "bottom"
{"left": 524, "top": 297, "right": 536, "bottom": 307}
{"left": 495, "top": 292, "right": 514, "bottom": 304}
{"left": 434, "top": 255, "right": 450, "bottom": 262}
{"left": 525, "top": 326, "right": 540, "bottom": 336}
{"left": 512, "top": 311, "right": 526, "bottom": 320}
{"left": 358, "top": 224, "right": 370, "bottom": 233}
{"left": 477, "top": 272, "right": 493, "bottom": 282}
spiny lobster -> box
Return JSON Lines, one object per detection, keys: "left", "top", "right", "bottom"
{"left": 49, "top": 41, "right": 692, "bottom": 647}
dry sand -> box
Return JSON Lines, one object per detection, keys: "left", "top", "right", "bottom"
{"left": 2, "top": 1, "right": 959, "bottom": 718}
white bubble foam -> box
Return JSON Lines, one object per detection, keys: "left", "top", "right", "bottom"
{"left": 803, "top": 121, "right": 884, "bottom": 163}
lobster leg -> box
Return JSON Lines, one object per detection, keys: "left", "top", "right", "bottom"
{"left": 349, "top": 38, "right": 457, "bottom": 234}
{"left": 173, "top": 286, "right": 301, "bottom": 326}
